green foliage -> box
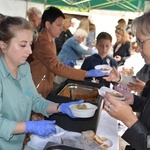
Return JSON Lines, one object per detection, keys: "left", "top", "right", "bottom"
{"left": 46, "top": 5, "right": 88, "bottom": 12}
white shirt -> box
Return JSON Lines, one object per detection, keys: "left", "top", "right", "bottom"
{"left": 124, "top": 53, "right": 145, "bottom": 76}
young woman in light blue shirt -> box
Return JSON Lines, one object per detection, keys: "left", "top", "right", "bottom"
{"left": 0, "top": 16, "right": 83, "bottom": 150}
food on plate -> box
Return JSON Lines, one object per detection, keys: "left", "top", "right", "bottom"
{"left": 107, "top": 92, "right": 124, "bottom": 98}
{"left": 58, "top": 85, "right": 98, "bottom": 102}
{"left": 101, "top": 68, "right": 110, "bottom": 71}
{"left": 82, "top": 130, "right": 95, "bottom": 139}
{"left": 99, "top": 136, "right": 108, "bottom": 141}
{"left": 70, "top": 103, "right": 98, "bottom": 118}
{"left": 94, "top": 135, "right": 104, "bottom": 144}
{"left": 76, "top": 104, "right": 87, "bottom": 110}
{"left": 119, "top": 67, "right": 134, "bottom": 76}
{"left": 99, "top": 86, "right": 125, "bottom": 101}
{"left": 81, "top": 131, "right": 112, "bottom": 149}
{"left": 103, "top": 144, "right": 110, "bottom": 149}
{"left": 94, "top": 135, "right": 108, "bottom": 144}
{"left": 94, "top": 135, "right": 111, "bottom": 149}
{"left": 95, "top": 65, "right": 112, "bottom": 74}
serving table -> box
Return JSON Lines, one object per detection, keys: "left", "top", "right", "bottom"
{"left": 25, "top": 108, "right": 119, "bottom": 150}
{"left": 25, "top": 79, "right": 119, "bottom": 150}
{"left": 46, "top": 79, "right": 103, "bottom": 133}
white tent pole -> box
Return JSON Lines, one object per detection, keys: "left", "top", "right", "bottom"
{"left": 25, "top": 0, "right": 29, "bottom": 19}
{"left": 43, "top": 0, "right": 46, "bottom": 9}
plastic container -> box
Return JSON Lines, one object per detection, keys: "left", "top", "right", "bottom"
{"left": 69, "top": 102, "right": 98, "bottom": 118}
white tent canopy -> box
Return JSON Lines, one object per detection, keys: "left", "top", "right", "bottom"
{"left": 0, "top": 0, "right": 142, "bottom": 19}
{"left": 0, "top": 0, "right": 143, "bottom": 44}
{"left": 0, "top": 0, "right": 45, "bottom": 18}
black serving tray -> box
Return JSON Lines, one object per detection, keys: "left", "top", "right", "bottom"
{"left": 45, "top": 79, "right": 103, "bottom": 133}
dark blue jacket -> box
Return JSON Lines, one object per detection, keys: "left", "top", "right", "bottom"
{"left": 81, "top": 54, "right": 118, "bottom": 87}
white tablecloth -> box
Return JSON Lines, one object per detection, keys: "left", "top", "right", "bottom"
{"left": 96, "top": 109, "right": 119, "bottom": 150}
{"left": 25, "top": 109, "right": 119, "bottom": 150}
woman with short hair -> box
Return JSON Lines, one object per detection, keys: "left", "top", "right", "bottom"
{"left": 103, "top": 11, "right": 150, "bottom": 150}
{"left": 58, "top": 28, "right": 92, "bottom": 63}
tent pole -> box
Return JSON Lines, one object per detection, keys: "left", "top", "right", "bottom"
{"left": 118, "top": 3, "right": 135, "bottom": 11}
{"left": 43, "top": 0, "right": 46, "bottom": 9}
{"left": 25, "top": 0, "right": 29, "bottom": 19}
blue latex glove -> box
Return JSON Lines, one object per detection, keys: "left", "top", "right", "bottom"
{"left": 63, "top": 61, "right": 76, "bottom": 67}
{"left": 60, "top": 100, "right": 84, "bottom": 118}
{"left": 25, "top": 120, "right": 56, "bottom": 137}
{"left": 87, "top": 69, "right": 108, "bottom": 77}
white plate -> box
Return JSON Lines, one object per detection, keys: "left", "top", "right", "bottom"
{"left": 69, "top": 102, "right": 98, "bottom": 118}
{"left": 99, "top": 137, "right": 113, "bottom": 149}
{"left": 98, "top": 86, "right": 125, "bottom": 101}
{"left": 94, "top": 64, "right": 112, "bottom": 74}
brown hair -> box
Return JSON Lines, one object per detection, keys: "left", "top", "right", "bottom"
{"left": 118, "top": 18, "right": 126, "bottom": 29}
{"left": 0, "top": 16, "right": 34, "bottom": 44}
{"left": 63, "top": 16, "right": 72, "bottom": 31}
{"left": 0, "top": 13, "right": 6, "bottom": 22}
{"left": 96, "top": 32, "right": 112, "bottom": 44}
{"left": 89, "top": 23, "right": 95, "bottom": 32}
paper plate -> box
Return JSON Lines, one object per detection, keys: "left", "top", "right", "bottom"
{"left": 98, "top": 86, "right": 125, "bottom": 101}
{"left": 69, "top": 103, "right": 98, "bottom": 118}
{"left": 95, "top": 64, "right": 112, "bottom": 74}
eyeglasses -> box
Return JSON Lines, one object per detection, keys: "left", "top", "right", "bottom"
{"left": 136, "top": 38, "right": 150, "bottom": 48}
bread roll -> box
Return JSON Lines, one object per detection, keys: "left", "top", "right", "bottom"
{"left": 82, "top": 130, "right": 95, "bottom": 139}
{"left": 94, "top": 135, "right": 108, "bottom": 144}
{"left": 103, "top": 144, "right": 110, "bottom": 148}
{"left": 100, "top": 136, "right": 108, "bottom": 141}
{"left": 94, "top": 135, "right": 103, "bottom": 145}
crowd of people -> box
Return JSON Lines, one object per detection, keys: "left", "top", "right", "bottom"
{"left": 0, "top": 5, "right": 150, "bottom": 150}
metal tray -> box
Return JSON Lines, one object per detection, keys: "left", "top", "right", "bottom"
{"left": 46, "top": 80, "right": 103, "bottom": 132}
{"left": 57, "top": 83, "right": 99, "bottom": 102}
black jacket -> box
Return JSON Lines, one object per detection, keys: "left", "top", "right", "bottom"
{"left": 55, "top": 29, "right": 72, "bottom": 55}
{"left": 113, "top": 41, "right": 130, "bottom": 66}
{"left": 122, "top": 80, "right": 150, "bottom": 150}
{"left": 81, "top": 54, "right": 118, "bottom": 87}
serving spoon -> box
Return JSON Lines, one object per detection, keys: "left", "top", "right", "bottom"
{"left": 106, "top": 58, "right": 110, "bottom": 66}
{"left": 92, "top": 77, "right": 97, "bottom": 83}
